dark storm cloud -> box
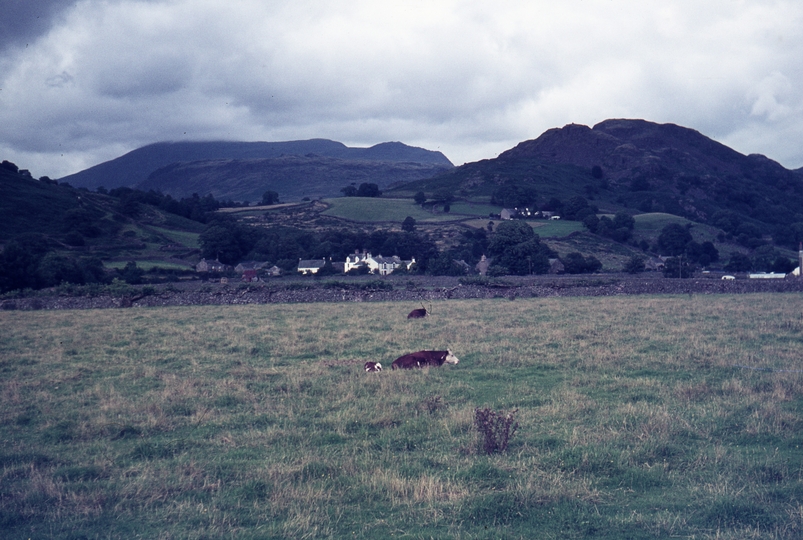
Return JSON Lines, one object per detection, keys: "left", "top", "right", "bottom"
{"left": 0, "top": 0, "right": 78, "bottom": 50}
{"left": 1, "top": 1, "right": 802, "bottom": 179}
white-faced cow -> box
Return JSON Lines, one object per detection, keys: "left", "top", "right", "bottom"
{"left": 407, "top": 303, "right": 431, "bottom": 319}
{"left": 364, "top": 361, "right": 382, "bottom": 372}
{"left": 391, "top": 350, "right": 459, "bottom": 370}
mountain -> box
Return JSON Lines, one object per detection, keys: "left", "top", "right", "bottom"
{"left": 499, "top": 119, "right": 795, "bottom": 186}
{"left": 137, "top": 154, "right": 451, "bottom": 203}
{"left": 58, "top": 140, "right": 454, "bottom": 201}
{"left": 390, "top": 119, "right": 803, "bottom": 244}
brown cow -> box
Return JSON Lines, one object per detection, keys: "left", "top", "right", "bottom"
{"left": 364, "top": 361, "right": 382, "bottom": 372}
{"left": 391, "top": 350, "right": 459, "bottom": 370}
{"left": 407, "top": 303, "right": 431, "bottom": 319}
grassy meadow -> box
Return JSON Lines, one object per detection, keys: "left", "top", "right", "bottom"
{"left": 322, "top": 197, "right": 469, "bottom": 222}
{"left": 2, "top": 294, "right": 803, "bottom": 539}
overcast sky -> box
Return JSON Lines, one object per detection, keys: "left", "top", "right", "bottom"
{"left": 1, "top": 0, "right": 802, "bottom": 179}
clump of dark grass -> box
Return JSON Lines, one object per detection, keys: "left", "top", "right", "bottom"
{"left": 421, "top": 395, "right": 447, "bottom": 416}
{"left": 474, "top": 407, "right": 519, "bottom": 455}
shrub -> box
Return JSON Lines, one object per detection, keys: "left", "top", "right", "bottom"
{"left": 624, "top": 255, "right": 646, "bottom": 274}
{"left": 474, "top": 407, "right": 519, "bottom": 455}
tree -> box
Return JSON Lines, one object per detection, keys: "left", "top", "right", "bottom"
{"left": 261, "top": 190, "right": 280, "bottom": 205}
{"left": 624, "top": 255, "right": 646, "bottom": 274}
{"left": 657, "top": 223, "right": 693, "bottom": 256}
{"left": 488, "top": 221, "right": 554, "bottom": 275}
{"left": 341, "top": 185, "right": 358, "bottom": 197}
{"left": 427, "top": 251, "right": 469, "bottom": 276}
{"left": 356, "top": 183, "right": 381, "bottom": 197}
{"left": 37, "top": 253, "right": 83, "bottom": 287}
{"left": 561, "top": 196, "right": 594, "bottom": 220}
{"left": 120, "top": 261, "right": 144, "bottom": 284}
{"left": 78, "top": 257, "right": 107, "bottom": 284}
{"left": 591, "top": 165, "right": 603, "bottom": 179}
{"left": 414, "top": 192, "right": 427, "bottom": 205}
{"left": 613, "top": 211, "right": 635, "bottom": 230}
{"left": 488, "top": 220, "right": 536, "bottom": 256}
{"left": 724, "top": 252, "right": 752, "bottom": 272}
{"left": 583, "top": 214, "right": 600, "bottom": 233}
{"left": 199, "top": 220, "right": 258, "bottom": 264}
{"left": 562, "top": 252, "right": 602, "bottom": 274}
{"left": 0, "top": 234, "right": 50, "bottom": 292}
{"left": 497, "top": 240, "right": 551, "bottom": 275}
{"left": 1, "top": 160, "right": 19, "bottom": 173}
{"left": 662, "top": 256, "right": 693, "bottom": 278}
{"left": 315, "top": 259, "right": 338, "bottom": 277}
{"left": 63, "top": 208, "right": 101, "bottom": 238}
{"left": 432, "top": 188, "right": 454, "bottom": 204}
{"left": 771, "top": 257, "right": 795, "bottom": 274}
{"left": 402, "top": 216, "right": 416, "bottom": 232}
{"left": 491, "top": 184, "right": 538, "bottom": 208}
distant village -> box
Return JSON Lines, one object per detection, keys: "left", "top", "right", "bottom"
{"left": 196, "top": 251, "right": 419, "bottom": 281}
{"left": 197, "top": 244, "right": 799, "bottom": 283}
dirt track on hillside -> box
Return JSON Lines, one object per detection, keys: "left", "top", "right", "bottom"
{"left": 3, "top": 273, "right": 803, "bottom": 311}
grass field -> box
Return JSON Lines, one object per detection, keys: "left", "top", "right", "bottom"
{"left": 322, "top": 198, "right": 472, "bottom": 223}
{"left": 103, "top": 260, "right": 193, "bottom": 271}
{"left": 530, "top": 219, "right": 585, "bottom": 238}
{"left": 633, "top": 213, "right": 692, "bottom": 231}
{"left": 2, "top": 295, "right": 803, "bottom": 539}
{"left": 145, "top": 226, "right": 201, "bottom": 249}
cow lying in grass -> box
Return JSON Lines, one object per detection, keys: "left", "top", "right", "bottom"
{"left": 407, "top": 303, "right": 431, "bottom": 319}
{"left": 391, "top": 350, "right": 459, "bottom": 370}
{"left": 364, "top": 361, "right": 382, "bottom": 372}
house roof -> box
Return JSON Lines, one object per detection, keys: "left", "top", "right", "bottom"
{"left": 373, "top": 255, "right": 402, "bottom": 264}
{"left": 298, "top": 259, "right": 327, "bottom": 269}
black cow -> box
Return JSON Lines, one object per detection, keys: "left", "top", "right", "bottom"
{"left": 391, "top": 350, "right": 459, "bottom": 370}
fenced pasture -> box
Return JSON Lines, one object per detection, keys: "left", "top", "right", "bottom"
{"left": 322, "top": 197, "right": 464, "bottom": 222}
{"left": 2, "top": 294, "right": 803, "bottom": 539}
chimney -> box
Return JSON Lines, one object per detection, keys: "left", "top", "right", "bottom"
{"left": 799, "top": 242, "right": 802, "bottom": 277}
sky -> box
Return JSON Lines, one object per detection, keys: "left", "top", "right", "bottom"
{"left": 1, "top": 0, "right": 802, "bottom": 180}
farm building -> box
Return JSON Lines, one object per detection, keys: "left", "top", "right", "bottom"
{"left": 195, "top": 258, "right": 228, "bottom": 272}
{"left": 235, "top": 261, "right": 268, "bottom": 273}
{"left": 345, "top": 251, "right": 415, "bottom": 275}
{"left": 297, "top": 259, "right": 327, "bottom": 275}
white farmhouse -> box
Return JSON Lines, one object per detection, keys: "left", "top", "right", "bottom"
{"left": 345, "top": 250, "right": 415, "bottom": 275}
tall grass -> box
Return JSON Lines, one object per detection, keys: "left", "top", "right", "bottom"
{"left": 1, "top": 294, "right": 803, "bottom": 538}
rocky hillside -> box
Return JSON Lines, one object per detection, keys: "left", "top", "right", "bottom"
{"left": 500, "top": 119, "right": 799, "bottom": 187}
{"left": 391, "top": 119, "right": 803, "bottom": 246}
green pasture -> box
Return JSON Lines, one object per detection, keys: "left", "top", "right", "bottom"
{"left": 103, "top": 260, "right": 193, "bottom": 271}
{"left": 633, "top": 212, "right": 691, "bottom": 231}
{"left": 530, "top": 219, "right": 585, "bottom": 238}
{"left": 2, "top": 294, "right": 803, "bottom": 539}
{"left": 322, "top": 197, "right": 468, "bottom": 223}
{"left": 145, "top": 226, "right": 200, "bottom": 248}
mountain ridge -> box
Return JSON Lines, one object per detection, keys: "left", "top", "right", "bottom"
{"left": 58, "top": 139, "right": 454, "bottom": 198}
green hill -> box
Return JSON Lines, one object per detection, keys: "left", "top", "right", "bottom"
{"left": 387, "top": 119, "right": 803, "bottom": 254}
{"left": 0, "top": 161, "right": 205, "bottom": 291}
